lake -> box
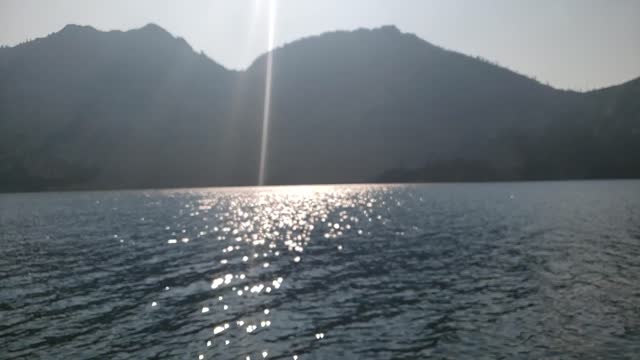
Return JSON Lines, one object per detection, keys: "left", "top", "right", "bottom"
{"left": 1, "top": 181, "right": 639, "bottom": 359}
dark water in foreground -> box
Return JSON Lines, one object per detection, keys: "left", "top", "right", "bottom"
{"left": 1, "top": 181, "right": 640, "bottom": 359}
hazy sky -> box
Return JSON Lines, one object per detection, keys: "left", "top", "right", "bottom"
{"left": 1, "top": 0, "right": 639, "bottom": 90}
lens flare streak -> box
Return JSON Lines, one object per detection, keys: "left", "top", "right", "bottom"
{"left": 258, "top": 0, "right": 277, "bottom": 186}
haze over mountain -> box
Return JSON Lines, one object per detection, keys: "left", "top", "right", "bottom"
{"left": 0, "top": 24, "right": 638, "bottom": 192}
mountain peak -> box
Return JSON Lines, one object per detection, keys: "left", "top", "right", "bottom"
{"left": 58, "top": 24, "right": 98, "bottom": 35}
{"left": 131, "top": 23, "right": 191, "bottom": 48}
{"left": 376, "top": 25, "right": 401, "bottom": 33}
{"left": 136, "top": 23, "right": 170, "bottom": 34}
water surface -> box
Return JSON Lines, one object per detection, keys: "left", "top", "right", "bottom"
{"left": 1, "top": 181, "right": 640, "bottom": 359}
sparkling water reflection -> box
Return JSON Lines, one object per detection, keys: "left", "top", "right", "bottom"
{"left": 1, "top": 181, "right": 640, "bottom": 358}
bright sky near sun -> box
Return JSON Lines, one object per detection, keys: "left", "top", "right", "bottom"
{"left": 1, "top": 0, "right": 639, "bottom": 90}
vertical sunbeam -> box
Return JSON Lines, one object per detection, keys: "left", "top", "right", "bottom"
{"left": 258, "top": 0, "right": 277, "bottom": 186}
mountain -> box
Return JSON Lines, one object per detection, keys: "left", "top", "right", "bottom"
{"left": 0, "top": 24, "right": 263, "bottom": 191}
{"left": 245, "top": 26, "right": 579, "bottom": 184}
{"left": 514, "top": 77, "right": 640, "bottom": 180}
{"left": 0, "top": 24, "right": 637, "bottom": 192}
{"left": 378, "top": 76, "right": 640, "bottom": 183}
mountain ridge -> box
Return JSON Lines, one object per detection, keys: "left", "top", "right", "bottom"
{"left": 5, "top": 23, "right": 614, "bottom": 91}
{"left": 0, "top": 24, "right": 638, "bottom": 192}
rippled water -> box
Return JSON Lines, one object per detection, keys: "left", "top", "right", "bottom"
{"left": 1, "top": 181, "right": 640, "bottom": 359}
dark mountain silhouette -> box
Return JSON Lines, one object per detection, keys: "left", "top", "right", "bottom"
{"left": 0, "top": 24, "right": 638, "bottom": 192}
